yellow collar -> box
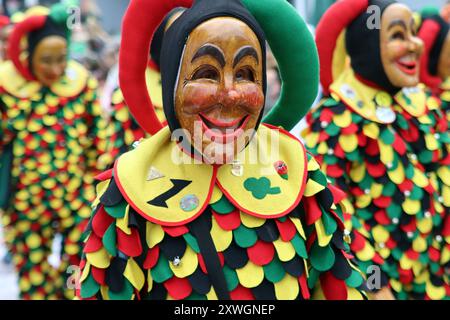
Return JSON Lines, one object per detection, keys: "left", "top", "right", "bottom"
{"left": 441, "top": 77, "right": 450, "bottom": 91}
{"left": 0, "top": 60, "right": 89, "bottom": 99}
{"left": 330, "top": 68, "right": 427, "bottom": 122}
{"left": 114, "top": 125, "right": 307, "bottom": 226}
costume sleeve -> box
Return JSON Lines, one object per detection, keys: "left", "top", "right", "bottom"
{"left": 77, "top": 170, "right": 146, "bottom": 300}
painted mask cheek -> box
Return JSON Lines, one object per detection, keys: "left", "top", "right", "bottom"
{"left": 181, "top": 83, "right": 219, "bottom": 114}
{"left": 388, "top": 42, "right": 409, "bottom": 60}
{"left": 235, "top": 83, "right": 265, "bottom": 113}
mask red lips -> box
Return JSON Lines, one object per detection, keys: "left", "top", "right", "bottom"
{"left": 199, "top": 112, "right": 250, "bottom": 142}
{"left": 396, "top": 58, "right": 418, "bottom": 75}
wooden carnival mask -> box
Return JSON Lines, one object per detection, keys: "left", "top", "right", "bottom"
{"left": 174, "top": 17, "right": 264, "bottom": 164}
{"left": 30, "top": 35, "right": 68, "bottom": 87}
{"left": 380, "top": 3, "right": 424, "bottom": 88}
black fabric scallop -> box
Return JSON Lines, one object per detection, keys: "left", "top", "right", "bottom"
{"left": 105, "top": 257, "right": 127, "bottom": 293}
{"left": 430, "top": 274, "right": 445, "bottom": 287}
{"left": 317, "top": 188, "right": 334, "bottom": 210}
{"left": 100, "top": 178, "right": 123, "bottom": 207}
{"left": 330, "top": 104, "right": 346, "bottom": 114}
{"left": 332, "top": 231, "right": 347, "bottom": 251}
{"left": 256, "top": 220, "right": 280, "bottom": 242}
{"left": 327, "top": 136, "right": 339, "bottom": 149}
{"left": 251, "top": 280, "right": 277, "bottom": 300}
{"left": 158, "top": 235, "right": 187, "bottom": 261}
{"left": 128, "top": 207, "right": 140, "bottom": 229}
{"left": 145, "top": 282, "right": 167, "bottom": 300}
{"left": 330, "top": 250, "right": 353, "bottom": 280}
{"left": 188, "top": 268, "right": 212, "bottom": 295}
{"left": 282, "top": 256, "right": 304, "bottom": 277}
{"left": 223, "top": 242, "right": 248, "bottom": 269}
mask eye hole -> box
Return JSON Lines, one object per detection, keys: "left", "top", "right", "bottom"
{"left": 191, "top": 66, "right": 219, "bottom": 81}
{"left": 235, "top": 67, "right": 255, "bottom": 82}
{"left": 391, "top": 31, "right": 405, "bottom": 41}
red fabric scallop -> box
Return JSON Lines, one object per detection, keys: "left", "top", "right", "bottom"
{"left": 320, "top": 109, "right": 334, "bottom": 123}
{"left": 357, "top": 132, "right": 367, "bottom": 147}
{"left": 350, "top": 231, "right": 366, "bottom": 252}
{"left": 303, "top": 196, "right": 322, "bottom": 225}
{"left": 443, "top": 216, "right": 450, "bottom": 237}
{"left": 366, "top": 139, "right": 379, "bottom": 156}
{"left": 230, "top": 285, "right": 255, "bottom": 300}
{"left": 117, "top": 228, "right": 142, "bottom": 257}
{"left": 143, "top": 246, "right": 160, "bottom": 269}
{"left": 372, "top": 196, "right": 391, "bottom": 208}
{"left": 405, "top": 249, "right": 419, "bottom": 261}
{"left": 366, "top": 161, "right": 386, "bottom": 178}
{"left": 328, "top": 184, "right": 346, "bottom": 204}
{"left": 275, "top": 219, "right": 297, "bottom": 242}
{"left": 164, "top": 277, "right": 192, "bottom": 300}
{"left": 318, "top": 131, "right": 330, "bottom": 143}
{"left": 95, "top": 169, "right": 113, "bottom": 182}
{"left": 83, "top": 232, "right": 103, "bottom": 253}
{"left": 374, "top": 210, "right": 390, "bottom": 225}
{"left": 91, "top": 266, "right": 106, "bottom": 285}
{"left": 334, "top": 143, "right": 346, "bottom": 158}
{"left": 92, "top": 206, "right": 114, "bottom": 237}
{"left": 162, "top": 225, "right": 189, "bottom": 237}
{"left": 341, "top": 123, "right": 358, "bottom": 134}
{"left": 320, "top": 272, "right": 347, "bottom": 300}
{"left": 400, "top": 217, "right": 417, "bottom": 233}
{"left": 325, "top": 163, "right": 345, "bottom": 178}
{"left": 212, "top": 209, "right": 241, "bottom": 231}
{"left": 398, "top": 268, "right": 414, "bottom": 285}
{"left": 398, "top": 179, "right": 413, "bottom": 193}
{"left": 386, "top": 237, "right": 397, "bottom": 249}
{"left": 329, "top": 210, "right": 345, "bottom": 229}
{"left": 372, "top": 253, "right": 384, "bottom": 265}
{"left": 429, "top": 247, "right": 441, "bottom": 262}
{"left": 247, "top": 240, "right": 275, "bottom": 266}
{"left": 298, "top": 274, "right": 310, "bottom": 300}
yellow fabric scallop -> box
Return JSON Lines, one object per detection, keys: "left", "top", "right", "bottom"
{"left": 146, "top": 222, "right": 165, "bottom": 249}
{"left": 86, "top": 247, "right": 110, "bottom": 269}
{"left": 399, "top": 255, "right": 414, "bottom": 270}
{"left": 372, "top": 225, "right": 389, "bottom": 244}
{"left": 333, "top": 110, "right": 352, "bottom": 128}
{"left": 304, "top": 179, "right": 325, "bottom": 197}
{"left": 116, "top": 205, "right": 131, "bottom": 235}
{"left": 315, "top": 219, "right": 333, "bottom": 247}
{"left": 339, "top": 134, "right": 358, "bottom": 153}
{"left": 169, "top": 246, "right": 198, "bottom": 278}
{"left": 210, "top": 186, "right": 223, "bottom": 204}
{"left": 348, "top": 288, "right": 364, "bottom": 300}
{"left": 378, "top": 141, "right": 394, "bottom": 165}
{"left": 363, "top": 123, "right": 380, "bottom": 139}
{"left": 417, "top": 217, "right": 433, "bottom": 234}
{"left": 274, "top": 273, "right": 299, "bottom": 300}
{"left": 307, "top": 157, "right": 321, "bottom": 171}
{"left": 355, "top": 194, "right": 371, "bottom": 208}
{"left": 115, "top": 106, "right": 130, "bottom": 123}
{"left": 236, "top": 261, "right": 264, "bottom": 288}
{"left": 317, "top": 141, "right": 328, "bottom": 155}
{"left": 147, "top": 270, "right": 153, "bottom": 293}
{"left": 402, "top": 198, "right": 420, "bottom": 215}
{"left": 424, "top": 134, "right": 438, "bottom": 151}
{"left": 378, "top": 247, "right": 391, "bottom": 259}
{"left": 211, "top": 218, "right": 233, "bottom": 252}
{"left": 426, "top": 281, "right": 446, "bottom": 300}
{"left": 370, "top": 183, "right": 383, "bottom": 199}
{"left": 100, "top": 286, "right": 110, "bottom": 300}
{"left": 387, "top": 162, "right": 405, "bottom": 185}
{"left": 240, "top": 212, "right": 265, "bottom": 228}
{"left": 305, "top": 132, "right": 319, "bottom": 149}
{"left": 273, "top": 238, "right": 296, "bottom": 262}
{"left": 412, "top": 236, "right": 427, "bottom": 253}
{"left": 356, "top": 243, "right": 375, "bottom": 262}
{"left": 124, "top": 258, "right": 145, "bottom": 291}
{"left": 412, "top": 168, "right": 429, "bottom": 188}
{"left": 349, "top": 163, "right": 366, "bottom": 183}
{"left": 206, "top": 287, "right": 218, "bottom": 300}
{"left": 289, "top": 216, "right": 306, "bottom": 240}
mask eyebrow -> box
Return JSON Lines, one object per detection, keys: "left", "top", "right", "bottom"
{"left": 233, "top": 45, "right": 259, "bottom": 68}
{"left": 191, "top": 44, "right": 225, "bottom": 68}
{"left": 388, "top": 19, "right": 407, "bottom": 31}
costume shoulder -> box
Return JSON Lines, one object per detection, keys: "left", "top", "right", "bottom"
{"left": 0, "top": 60, "right": 93, "bottom": 99}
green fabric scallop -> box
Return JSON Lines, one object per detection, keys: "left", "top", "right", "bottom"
{"left": 346, "top": 150, "right": 360, "bottom": 162}
{"left": 103, "top": 224, "right": 117, "bottom": 257}
{"left": 210, "top": 195, "right": 235, "bottom": 214}
{"left": 80, "top": 272, "right": 100, "bottom": 299}
{"left": 104, "top": 202, "right": 127, "bottom": 219}
{"left": 223, "top": 265, "right": 239, "bottom": 291}
{"left": 151, "top": 255, "right": 173, "bottom": 283}
{"left": 310, "top": 242, "right": 335, "bottom": 272}
{"left": 291, "top": 234, "right": 307, "bottom": 259}
{"left": 321, "top": 211, "right": 338, "bottom": 236}
{"left": 183, "top": 233, "right": 200, "bottom": 253}
{"left": 382, "top": 181, "right": 397, "bottom": 197}
{"left": 380, "top": 128, "right": 395, "bottom": 145}
{"left": 233, "top": 224, "right": 258, "bottom": 248}
{"left": 242, "top": 0, "right": 319, "bottom": 130}
{"left": 186, "top": 292, "right": 207, "bottom": 300}
{"left": 307, "top": 268, "right": 320, "bottom": 289}
{"left": 325, "top": 123, "right": 340, "bottom": 136}
{"left": 263, "top": 257, "right": 285, "bottom": 283}
{"left": 345, "top": 270, "right": 364, "bottom": 288}
{"left": 108, "top": 278, "right": 134, "bottom": 300}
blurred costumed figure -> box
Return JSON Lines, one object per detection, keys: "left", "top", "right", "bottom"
{"left": 0, "top": 2, "right": 107, "bottom": 299}
{"left": 76, "top": 0, "right": 368, "bottom": 300}
{"left": 303, "top": 0, "right": 448, "bottom": 300}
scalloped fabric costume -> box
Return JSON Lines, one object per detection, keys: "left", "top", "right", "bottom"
{"left": 0, "top": 5, "right": 108, "bottom": 299}
{"left": 303, "top": 0, "right": 449, "bottom": 300}
{"left": 77, "top": 0, "right": 367, "bottom": 300}
{"left": 78, "top": 125, "right": 367, "bottom": 300}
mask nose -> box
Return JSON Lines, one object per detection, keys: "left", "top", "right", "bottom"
{"left": 220, "top": 88, "right": 240, "bottom": 107}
